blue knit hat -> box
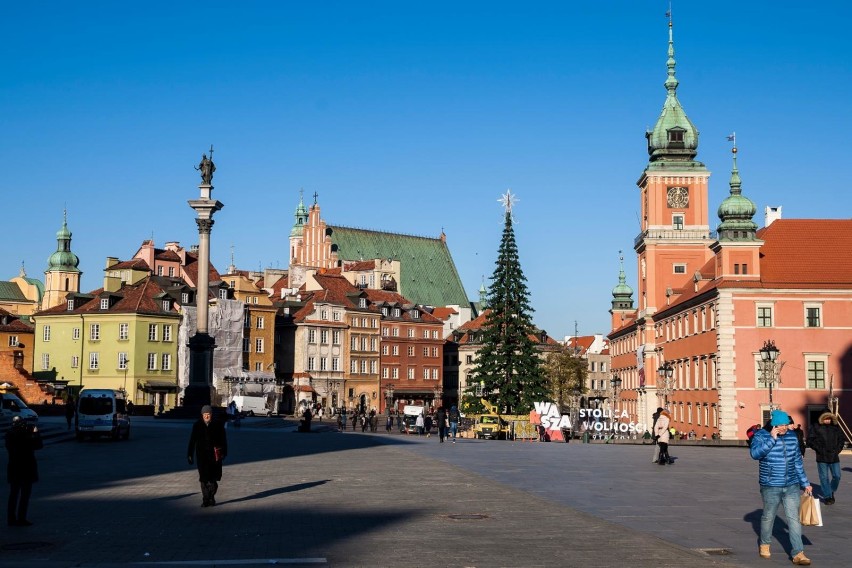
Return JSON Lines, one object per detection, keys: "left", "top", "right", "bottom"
{"left": 770, "top": 409, "right": 790, "bottom": 426}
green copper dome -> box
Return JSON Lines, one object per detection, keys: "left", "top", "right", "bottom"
{"left": 290, "top": 191, "right": 309, "bottom": 238}
{"left": 611, "top": 254, "right": 634, "bottom": 310}
{"left": 46, "top": 213, "right": 81, "bottom": 273}
{"left": 646, "top": 22, "right": 700, "bottom": 164}
{"left": 717, "top": 148, "right": 758, "bottom": 240}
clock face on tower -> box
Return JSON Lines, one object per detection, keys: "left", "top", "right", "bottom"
{"left": 667, "top": 186, "right": 689, "bottom": 208}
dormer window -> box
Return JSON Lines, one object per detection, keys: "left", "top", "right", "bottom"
{"left": 393, "top": 308, "right": 401, "bottom": 317}
{"left": 162, "top": 300, "right": 171, "bottom": 311}
{"left": 181, "top": 292, "right": 189, "bottom": 304}
{"left": 668, "top": 130, "right": 684, "bottom": 142}
{"left": 359, "top": 298, "right": 367, "bottom": 309}
{"left": 100, "top": 298, "right": 109, "bottom": 310}
{"left": 381, "top": 307, "right": 389, "bottom": 316}
{"left": 219, "top": 289, "right": 228, "bottom": 300}
{"left": 412, "top": 309, "right": 420, "bottom": 319}
{"left": 67, "top": 299, "right": 74, "bottom": 311}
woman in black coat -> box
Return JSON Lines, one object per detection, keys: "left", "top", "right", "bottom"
{"left": 187, "top": 405, "right": 227, "bottom": 507}
{"left": 6, "top": 416, "right": 42, "bottom": 526}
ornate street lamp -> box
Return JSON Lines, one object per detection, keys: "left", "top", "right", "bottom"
{"left": 759, "top": 340, "right": 781, "bottom": 409}
{"left": 657, "top": 362, "right": 674, "bottom": 406}
{"left": 610, "top": 375, "right": 622, "bottom": 404}
{"left": 433, "top": 385, "right": 443, "bottom": 408}
{"left": 385, "top": 384, "right": 395, "bottom": 414}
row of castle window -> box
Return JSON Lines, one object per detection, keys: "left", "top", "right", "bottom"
{"left": 382, "top": 367, "right": 440, "bottom": 380}
{"left": 382, "top": 327, "right": 441, "bottom": 338}
{"left": 381, "top": 345, "right": 440, "bottom": 357}
{"left": 41, "top": 324, "right": 173, "bottom": 343}
{"left": 40, "top": 352, "right": 171, "bottom": 372}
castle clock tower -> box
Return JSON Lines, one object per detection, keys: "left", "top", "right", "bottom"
{"left": 635, "top": 20, "right": 714, "bottom": 317}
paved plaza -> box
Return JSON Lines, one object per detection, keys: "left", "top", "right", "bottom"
{"left": 0, "top": 416, "right": 849, "bottom": 567}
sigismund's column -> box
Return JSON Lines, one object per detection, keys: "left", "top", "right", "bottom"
{"left": 184, "top": 148, "right": 224, "bottom": 408}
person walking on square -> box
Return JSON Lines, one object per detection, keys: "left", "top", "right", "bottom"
{"left": 6, "top": 417, "right": 42, "bottom": 527}
{"left": 807, "top": 411, "right": 845, "bottom": 505}
{"left": 448, "top": 405, "right": 460, "bottom": 443}
{"left": 424, "top": 414, "right": 433, "bottom": 438}
{"left": 187, "top": 405, "right": 228, "bottom": 508}
{"left": 436, "top": 406, "right": 447, "bottom": 443}
{"left": 650, "top": 407, "right": 663, "bottom": 463}
{"left": 65, "top": 397, "right": 76, "bottom": 431}
{"left": 654, "top": 409, "right": 672, "bottom": 465}
{"left": 750, "top": 409, "right": 812, "bottom": 565}
{"left": 415, "top": 413, "right": 425, "bottom": 436}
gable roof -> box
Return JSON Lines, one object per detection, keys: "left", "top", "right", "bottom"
{"left": 327, "top": 226, "right": 470, "bottom": 308}
{"left": 35, "top": 277, "right": 180, "bottom": 317}
{"left": 0, "top": 307, "right": 34, "bottom": 333}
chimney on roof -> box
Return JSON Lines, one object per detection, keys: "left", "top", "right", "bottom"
{"left": 190, "top": 244, "right": 199, "bottom": 254}
{"left": 764, "top": 206, "right": 782, "bottom": 227}
{"left": 105, "top": 257, "right": 119, "bottom": 269}
{"left": 165, "top": 241, "right": 180, "bottom": 251}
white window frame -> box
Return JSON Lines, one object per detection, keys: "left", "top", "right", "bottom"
{"left": 804, "top": 354, "right": 829, "bottom": 389}
{"left": 43, "top": 325, "right": 51, "bottom": 342}
{"left": 71, "top": 355, "right": 78, "bottom": 369}
{"left": 333, "top": 330, "right": 341, "bottom": 345}
{"left": 118, "top": 352, "right": 128, "bottom": 370}
{"left": 392, "top": 368, "right": 399, "bottom": 379}
{"left": 163, "top": 325, "right": 172, "bottom": 342}
{"left": 257, "top": 316, "right": 265, "bottom": 329}
{"left": 308, "top": 329, "right": 317, "bottom": 344}
{"left": 407, "top": 367, "right": 415, "bottom": 379}
{"left": 162, "top": 353, "right": 172, "bottom": 371}
{"left": 119, "top": 323, "right": 129, "bottom": 341}
{"left": 255, "top": 338, "right": 264, "bottom": 353}
{"left": 90, "top": 323, "right": 100, "bottom": 341}
{"left": 147, "top": 353, "right": 157, "bottom": 370}
{"left": 673, "top": 263, "right": 687, "bottom": 274}
{"left": 148, "top": 324, "right": 158, "bottom": 341}
{"left": 41, "top": 353, "right": 50, "bottom": 370}
{"left": 332, "top": 357, "right": 339, "bottom": 371}
{"left": 804, "top": 303, "right": 822, "bottom": 328}
{"left": 89, "top": 352, "right": 100, "bottom": 370}
{"left": 756, "top": 303, "right": 774, "bottom": 328}
{"left": 72, "top": 327, "right": 81, "bottom": 340}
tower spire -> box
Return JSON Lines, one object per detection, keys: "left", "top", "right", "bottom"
{"left": 665, "top": 12, "right": 678, "bottom": 96}
{"left": 717, "top": 143, "right": 757, "bottom": 241}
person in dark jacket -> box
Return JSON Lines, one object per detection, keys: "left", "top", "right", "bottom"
{"left": 6, "top": 416, "right": 43, "bottom": 526}
{"left": 448, "top": 406, "right": 460, "bottom": 443}
{"left": 187, "top": 405, "right": 227, "bottom": 508}
{"left": 436, "top": 407, "right": 447, "bottom": 443}
{"left": 65, "top": 397, "right": 76, "bottom": 431}
{"left": 807, "top": 411, "right": 846, "bottom": 505}
{"left": 750, "top": 409, "right": 812, "bottom": 565}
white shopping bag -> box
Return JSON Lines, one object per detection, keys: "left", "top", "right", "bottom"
{"left": 813, "top": 496, "right": 823, "bottom": 527}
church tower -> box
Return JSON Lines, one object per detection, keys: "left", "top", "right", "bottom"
{"left": 42, "top": 210, "right": 81, "bottom": 310}
{"left": 635, "top": 18, "right": 714, "bottom": 317}
{"left": 289, "top": 190, "right": 309, "bottom": 265}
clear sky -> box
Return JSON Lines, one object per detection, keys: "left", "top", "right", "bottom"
{"left": 2, "top": 1, "right": 850, "bottom": 340}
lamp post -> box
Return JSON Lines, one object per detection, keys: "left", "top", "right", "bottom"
{"left": 610, "top": 375, "right": 622, "bottom": 407}
{"left": 657, "top": 362, "right": 674, "bottom": 406}
{"left": 433, "top": 385, "right": 443, "bottom": 409}
{"left": 759, "top": 340, "right": 780, "bottom": 410}
{"left": 385, "top": 384, "right": 395, "bottom": 415}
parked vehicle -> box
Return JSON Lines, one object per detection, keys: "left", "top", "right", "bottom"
{"left": 231, "top": 395, "right": 270, "bottom": 416}
{"left": 474, "top": 414, "right": 507, "bottom": 440}
{"left": 76, "top": 389, "right": 130, "bottom": 441}
{"left": 402, "top": 405, "right": 424, "bottom": 434}
{"left": 0, "top": 392, "right": 39, "bottom": 430}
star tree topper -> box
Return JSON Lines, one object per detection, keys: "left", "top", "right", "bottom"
{"left": 498, "top": 189, "right": 518, "bottom": 214}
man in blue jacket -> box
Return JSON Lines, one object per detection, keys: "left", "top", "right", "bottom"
{"left": 750, "top": 409, "right": 813, "bottom": 565}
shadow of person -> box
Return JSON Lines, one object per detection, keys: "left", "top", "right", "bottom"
{"left": 744, "top": 508, "right": 812, "bottom": 558}
{"left": 218, "top": 480, "right": 330, "bottom": 506}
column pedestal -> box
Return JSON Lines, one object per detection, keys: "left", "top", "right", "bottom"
{"left": 184, "top": 332, "right": 217, "bottom": 409}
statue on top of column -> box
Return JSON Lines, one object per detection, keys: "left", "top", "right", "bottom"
{"left": 195, "top": 145, "right": 216, "bottom": 185}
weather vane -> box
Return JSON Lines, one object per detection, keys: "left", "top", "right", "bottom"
{"left": 498, "top": 189, "right": 518, "bottom": 214}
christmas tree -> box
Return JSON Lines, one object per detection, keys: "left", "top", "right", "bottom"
{"left": 469, "top": 191, "right": 549, "bottom": 415}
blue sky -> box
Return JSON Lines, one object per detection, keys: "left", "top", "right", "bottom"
{"left": 2, "top": 1, "right": 850, "bottom": 339}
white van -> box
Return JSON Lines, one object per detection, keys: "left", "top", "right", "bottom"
{"left": 76, "top": 389, "right": 130, "bottom": 441}
{"left": 232, "top": 395, "right": 270, "bottom": 416}
{"left": 0, "top": 392, "right": 39, "bottom": 430}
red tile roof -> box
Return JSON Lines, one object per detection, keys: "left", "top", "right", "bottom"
{"left": 343, "top": 260, "right": 377, "bottom": 272}
{"left": 154, "top": 250, "right": 181, "bottom": 262}
{"left": 36, "top": 277, "right": 179, "bottom": 317}
{"left": 0, "top": 308, "right": 34, "bottom": 333}
{"left": 108, "top": 258, "right": 150, "bottom": 271}
{"left": 756, "top": 219, "right": 852, "bottom": 287}
{"left": 430, "top": 307, "right": 458, "bottom": 320}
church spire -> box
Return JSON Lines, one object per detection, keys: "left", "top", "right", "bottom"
{"left": 290, "top": 189, "right": 309, "bottom": 238}
{"left": 47, "top": 209, "right": 80, "bottom": 272}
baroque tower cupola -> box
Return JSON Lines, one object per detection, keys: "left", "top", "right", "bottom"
{"left": 717, "top": 146, "right": 758, "bottom": 241}
{"left": 42, "top": 209, "right": 82, "bottom": 310}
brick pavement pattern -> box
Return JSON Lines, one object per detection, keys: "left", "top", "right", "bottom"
{"left": 0, "top": 417, "right": 848, "bottom": 567}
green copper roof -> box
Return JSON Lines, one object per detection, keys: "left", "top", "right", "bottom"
{"left": 46, "top": 213, "right": 81, "bottom": 273}
{"left": 290, "top": 191, "right": 309, "bottom": 238}
{"left": 328, "top": 225, "right": 470, "bottom": 308}
{"left": 717, "top": 148, "right": 758, "bottom": 240}
{"left": 646, "top": 22, "right": 701, "bottom": 166}
{"left": 0, "top": 281, "right": 27, "bottom": 302}
{"left": 611, "top": 254, "right": 634, "bottom": 310}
